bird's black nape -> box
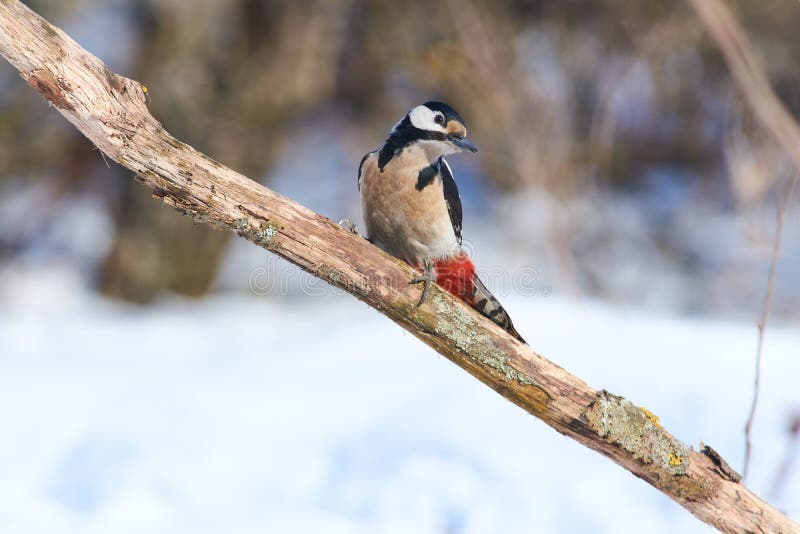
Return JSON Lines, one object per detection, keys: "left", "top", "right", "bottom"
{"left": 423, "top": 101, "right": 467, "bottom": 127}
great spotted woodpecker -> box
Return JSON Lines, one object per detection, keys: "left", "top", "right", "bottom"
{"left": 353, "top": 101, "right": 525, "bottom": 343}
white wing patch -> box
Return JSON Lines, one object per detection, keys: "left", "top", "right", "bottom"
{"left": 439, "top": 157, "right": 463, "bottom": 244}
{"left": 408, "top": 105, "right": 447, "bottom": 132}
{"left": 440, "top": 158, "right": 453, "bottom": 178}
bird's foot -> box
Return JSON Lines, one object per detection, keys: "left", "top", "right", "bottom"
{"left": 338, "top": 218, "right": 363, "bottom": 238}
{"left": 409, "top": 257, "right": 435, "bottom": 307}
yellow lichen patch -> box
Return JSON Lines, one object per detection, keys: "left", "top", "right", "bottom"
{"left": 584, "top": 390, "right": 691, "bottom": 478}
{"left": 639, "top": 407, "right": 661, "bottom": 428}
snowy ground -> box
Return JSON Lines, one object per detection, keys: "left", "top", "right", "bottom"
{"left": 1, "top": 265, "right": 798, "bottom": 533}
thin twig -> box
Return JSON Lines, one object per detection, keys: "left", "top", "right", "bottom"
{"left": 94, "top": 145, "right": 111, "bottom": 168}
{"left": 686, "top": 0, "right": 800, "bottom": 482}
{"left": 744, "top": 174, "right": 798, "bottom": 480}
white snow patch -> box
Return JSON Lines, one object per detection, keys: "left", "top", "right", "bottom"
{"left": 1, "top": 267, "right": 798, "bottom": 533}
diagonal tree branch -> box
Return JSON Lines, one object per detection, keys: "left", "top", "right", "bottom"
{"left": 0, "top": 1, "right": 796, "bottom": 532}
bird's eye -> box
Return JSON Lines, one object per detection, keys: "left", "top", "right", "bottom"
{"left": 434, "top": 114, "right": 445, "bottom": 125}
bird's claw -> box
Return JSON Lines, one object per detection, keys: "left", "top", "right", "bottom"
{"left": 409, "top": 258, "right": 435, "bottom": 306}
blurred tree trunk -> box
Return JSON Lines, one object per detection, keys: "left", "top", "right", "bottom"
{"left": 100, "top": 0, "right": 351, "bottom": 301}
{"left": 99, "top": 0, "right": 227, "bottom": 301}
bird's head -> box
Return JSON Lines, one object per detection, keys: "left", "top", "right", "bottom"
{"left": 387, "top": 101, "right": 477, "bottom": 158}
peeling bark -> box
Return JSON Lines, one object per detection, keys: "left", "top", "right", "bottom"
{"left": 0, "top": 1, "right": 797, "bottom": 532}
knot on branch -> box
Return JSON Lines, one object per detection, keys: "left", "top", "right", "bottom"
{"left": 701, "top": 443, "right": 742, "bottom": 483}
{"left": 26, "top": 68, "right": 74, "bottom": 112}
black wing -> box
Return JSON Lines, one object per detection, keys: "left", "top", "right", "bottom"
{"left": 439, "top": 157, "right": 463, "bottom": 244}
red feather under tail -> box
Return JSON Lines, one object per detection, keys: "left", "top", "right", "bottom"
{"left": 433, "top": 254, "right": 526, "bottom": 343}
{"left": 434, "top": 254, "right": 477, "bottom": 305}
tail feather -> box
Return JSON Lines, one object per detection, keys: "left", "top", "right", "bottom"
{"left": 433, "top": 254, "right": 526, "bottom": 344}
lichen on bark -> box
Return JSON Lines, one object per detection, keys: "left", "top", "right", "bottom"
{"left": 431, "top": 294, "right": 548, "bottom": 393}
{"left": 234, "top": 217, "right": 280, "bottom": 247}
{"left": 584, "top": 390, "right": 690, "bottom": 476}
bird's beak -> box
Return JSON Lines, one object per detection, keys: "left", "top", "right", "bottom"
{"left": 449, "top": 135, "right": 478, "bottom": 153}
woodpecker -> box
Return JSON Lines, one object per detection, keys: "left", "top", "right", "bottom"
{"left": 354, "top": 101, "right": 525, "bottom": 343}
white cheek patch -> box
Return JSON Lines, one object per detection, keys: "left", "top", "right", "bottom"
{"left": 417, "top": 139, "right": 457, "bottom": 159}
{"left": 408, "top": 105, "right": 447, "bottom": 132}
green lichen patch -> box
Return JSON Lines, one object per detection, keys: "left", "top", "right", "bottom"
{"left": 430, "top": 294, "right": 547, "bottom": 394}
{"left": 192, "top": 211, "right": 209, "bottom": 224}
{"left": 432, "top": 294, "right": 491, "bottom": 351}
{"left": 235, "top": 217, "right": 280, "bottom": 248}
{"left": 318, "top": 265, "right": 342, "bottom": 286}
{"left": 585, "top": 390, "right": 690, "bottom": 477}
{"left": 256, "top": 224, "right": 278, "bottom": 244}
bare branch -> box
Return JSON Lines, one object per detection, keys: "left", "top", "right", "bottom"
{"left": 686, "top": 0, "right": 800, "bottom": 483}
{"left": 745, "top": 175, "right": 798, "bottom": 480}
{"left": 0, "top": 2, "right": 797, "bottom": 532}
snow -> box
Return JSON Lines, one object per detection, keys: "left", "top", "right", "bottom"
{"left": 1, "top": 265, "right": 798, "bottom": 533}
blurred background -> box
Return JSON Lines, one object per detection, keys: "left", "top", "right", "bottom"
{"left": 1, "top": 1, "right": 799, "bottom": 532}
